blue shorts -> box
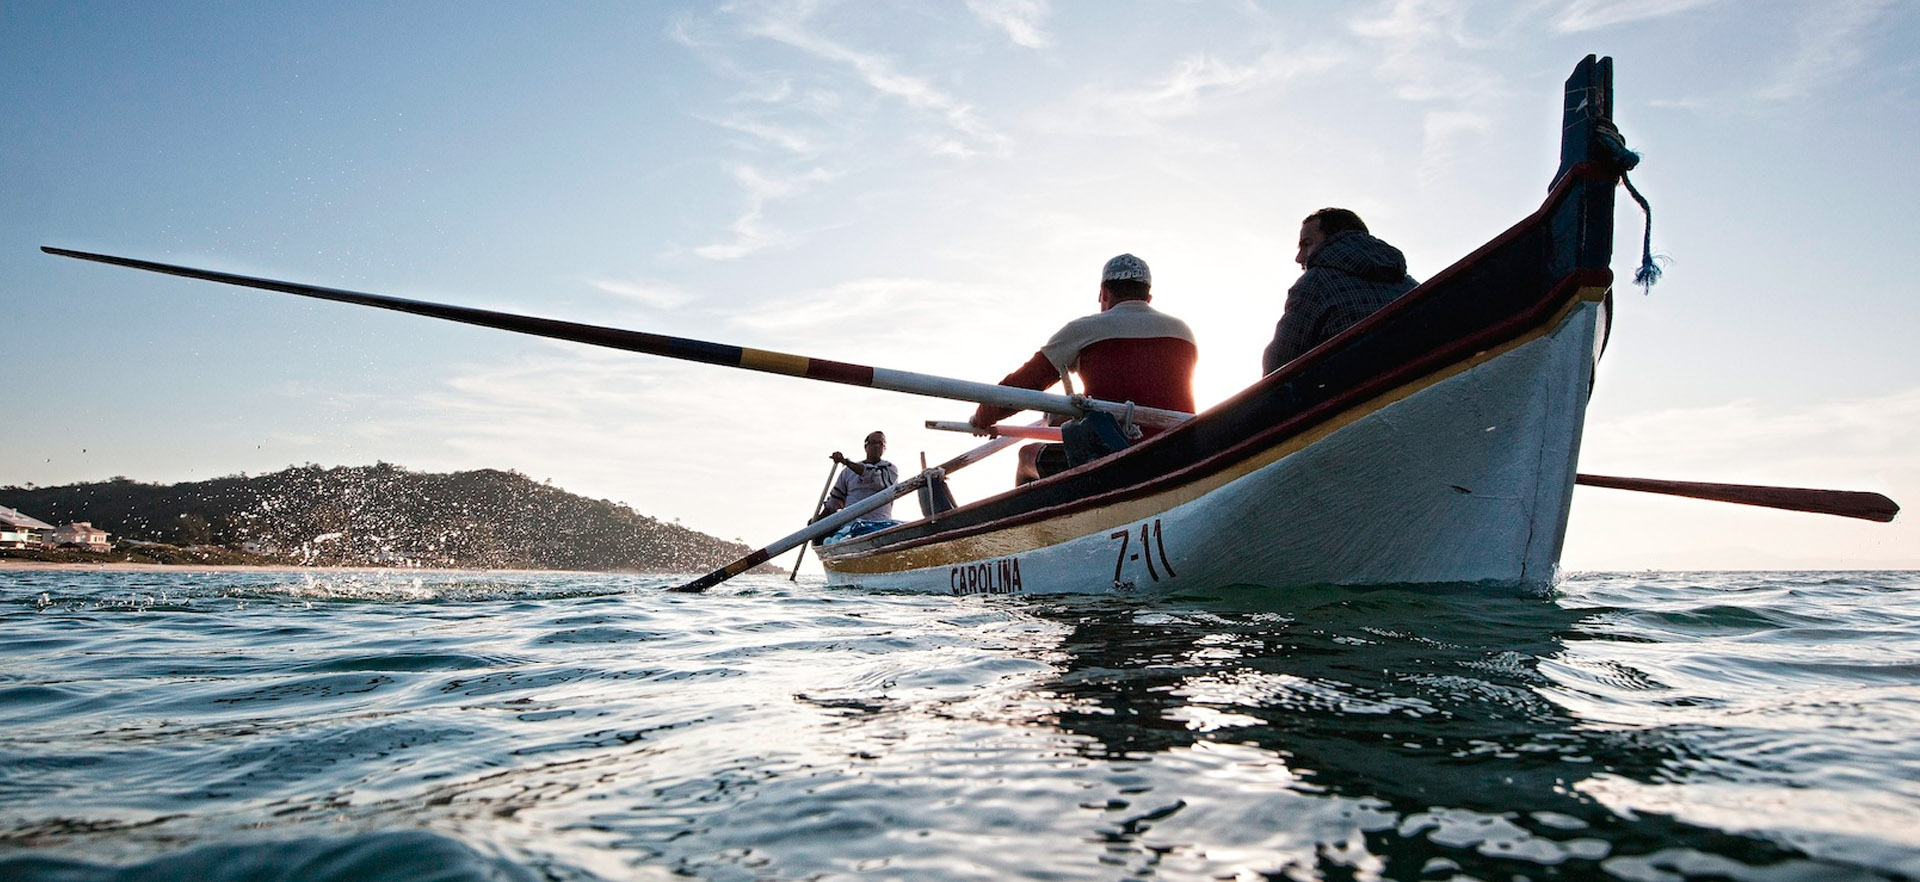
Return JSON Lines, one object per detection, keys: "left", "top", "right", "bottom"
{"left": 827, "top": 518, "right": 902, "bottom": 544}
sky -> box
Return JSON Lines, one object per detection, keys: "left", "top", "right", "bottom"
{"left": 3, "top": 0, "right": 1917, "bottom": 572}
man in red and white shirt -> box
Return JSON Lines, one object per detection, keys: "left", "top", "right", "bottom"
{"left": 970, "top": 253, "right": 1197, "bottom": 482}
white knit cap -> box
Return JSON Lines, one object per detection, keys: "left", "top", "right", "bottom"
{"left": 1101, "top": 253, "right": 1151, "bottom": 285}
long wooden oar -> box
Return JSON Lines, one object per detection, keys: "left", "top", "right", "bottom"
{"left": 789, "top": 461, "right": 839, "bottom": 580}
{"left": 672, "top": 433, "right": 1025, "bottom": 593}
{"left": 1575, "top": 474, "right": 1899, "bottom": 522}
{"left": 41, "top": 247, "right": 1187, "bottom": 428}
{"left": 927, "top": 421, "right": 1902, "bottom": 523}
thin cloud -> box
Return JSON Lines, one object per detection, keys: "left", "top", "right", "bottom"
{"left": 919, "top": 135, "right": 980, "bottom": 158}
{"left": 743, "top": 4, "right": 1010, "bottom": 156}
{"left": 1348, "top": 0, "right": 1507, "bottom": 181}
{"left": 966, "top": 0, "right": 1053, "bottom": 49}
{"left": 1073, "top": 47, "right": 1342, "bottom": 130}
{"left": 729, "top": 276, "right": 999, "bottom": 335}
{"left": 1350, "top": 0, "right": 1505, "bottom": 104}
{"left": 694, "top": 164, "right": 839, "bottom": 261}
{"left": 1550, "top": 0, "right": 1722, "bottom": 33}
{"left": 693, "top": 187, "right": 783, "bottom": 262}
{"left": 670, "top": 2, "right": 1013, "bottom": 255}
{"left": 663, "top": 11, "right": 711, "bottom": 48}
{"left": 1417, "top": 109, "right": 1493, "bottom": 185}
{"left": 695, "top": 210, "right": 782, "bottom": 261}
{"left": 701, "top": 114, "right": 819, "bottom": 156}
{"left": 1752, "top": 0, "right": 1898, "bottom": 103}
{"left": 1353, "top": 0, "right": 1473, "bottom": 44}
{"left": 584, "top": 278, "right": 694, "bottom": 310}
{"left": 1140, "top": 54, "right": 1265, "bottom": 107}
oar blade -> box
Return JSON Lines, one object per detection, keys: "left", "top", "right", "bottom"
{"left": 1576, "top": 474, "right": 1900, "bottom": 522}
{"left": 673, "top": 553, "right": 775, "bottom": 593}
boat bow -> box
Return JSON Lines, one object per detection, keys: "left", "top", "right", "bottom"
{"left": 819, "top": 56, "right": 1635, "bottom": 595}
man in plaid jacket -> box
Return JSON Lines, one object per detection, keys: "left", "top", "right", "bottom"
{"left": 1261, "top": 208, "right": 1418, "bottom": 375}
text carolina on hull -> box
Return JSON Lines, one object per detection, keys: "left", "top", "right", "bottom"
{"left": 817, "top": 55, "right": 1633, "bottom": 596}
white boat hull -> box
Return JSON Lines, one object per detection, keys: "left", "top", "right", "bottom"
{"left": 821, "top": 300, "right": 1604, "bottom": 596}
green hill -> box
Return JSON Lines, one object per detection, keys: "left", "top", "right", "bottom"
{"left": 0, "top": 463, "right": 764, "bottom": 572}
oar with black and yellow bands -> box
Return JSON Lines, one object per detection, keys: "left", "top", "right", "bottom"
{"left": 41, "top": 247, "right": 1187, "bottom": 428}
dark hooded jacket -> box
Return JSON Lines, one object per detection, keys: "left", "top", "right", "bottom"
{"left": 1262, "top": 230, "right": 1417, "bottom": 374}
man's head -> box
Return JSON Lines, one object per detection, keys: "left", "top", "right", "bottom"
{"left": 1098, "top": 253, "right": 1152, "bottom": 309}
{"left": 1296, "top": 208, "right": 1369, "bottom": 267}
{"left": 862, "top": 431, "right": 887, "bottom": 462}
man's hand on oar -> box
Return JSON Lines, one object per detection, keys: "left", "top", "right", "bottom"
{"left": 829, "top": 450, "right": 871, "bottom": 476}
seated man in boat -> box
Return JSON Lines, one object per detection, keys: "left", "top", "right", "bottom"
{"left": 817, "top": 430, "right": 902, "bottom": 540}
{"left": 1262, "top": 208, "right": 1418, "bottom": 374}
{"left": 969, "top": 253, "right": 1198, "bottom": 484}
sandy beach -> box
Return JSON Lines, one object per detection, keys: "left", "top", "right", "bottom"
{"left": 1, "top": 560, "right": 403, "bottom": 573}
{"left": 0, "top": 560, "right": 612, "bottom": 575}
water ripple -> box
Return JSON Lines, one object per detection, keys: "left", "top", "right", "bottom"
{"left": 1, "top": 569, "right": 1916, "bottom": 879}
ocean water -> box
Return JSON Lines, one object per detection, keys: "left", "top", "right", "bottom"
{"left": 2, "top": 569, "right": 1917, "bottom": 882}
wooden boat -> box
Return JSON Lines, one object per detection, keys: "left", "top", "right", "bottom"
{"left": 815, "top": 56, "right": 1632, "bottom": 595}
{"left": 46, "top": 56, "right": 1892, "bottom": 593}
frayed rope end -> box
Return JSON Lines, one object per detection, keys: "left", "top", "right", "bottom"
{"left": 1621, "top": 170, "right": 1661, "bottom": 292}
{"left": 1633, "top": 253, "right": 1668, "bottom": 290}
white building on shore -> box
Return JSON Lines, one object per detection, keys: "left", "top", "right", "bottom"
{"left": 48, "top": 522, "right": 112, "bottom": 552}
{"left": 0, "top": 505, "right": 56, "bottom": 549}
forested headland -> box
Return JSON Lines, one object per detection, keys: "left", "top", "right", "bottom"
{"left": 1, "top": 463, "right": 763, "bottom": 572}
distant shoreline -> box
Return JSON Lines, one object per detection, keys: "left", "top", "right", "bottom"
{"left": 0, "top": 560, "right": 645, "bottom": 575}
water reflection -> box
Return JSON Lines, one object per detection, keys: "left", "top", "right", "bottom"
{"left": 1021, "top": 585, "right": 1819, "bottom": 879}
{"left": 5, "top": 573, "right": 1891, "bottom": 881}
